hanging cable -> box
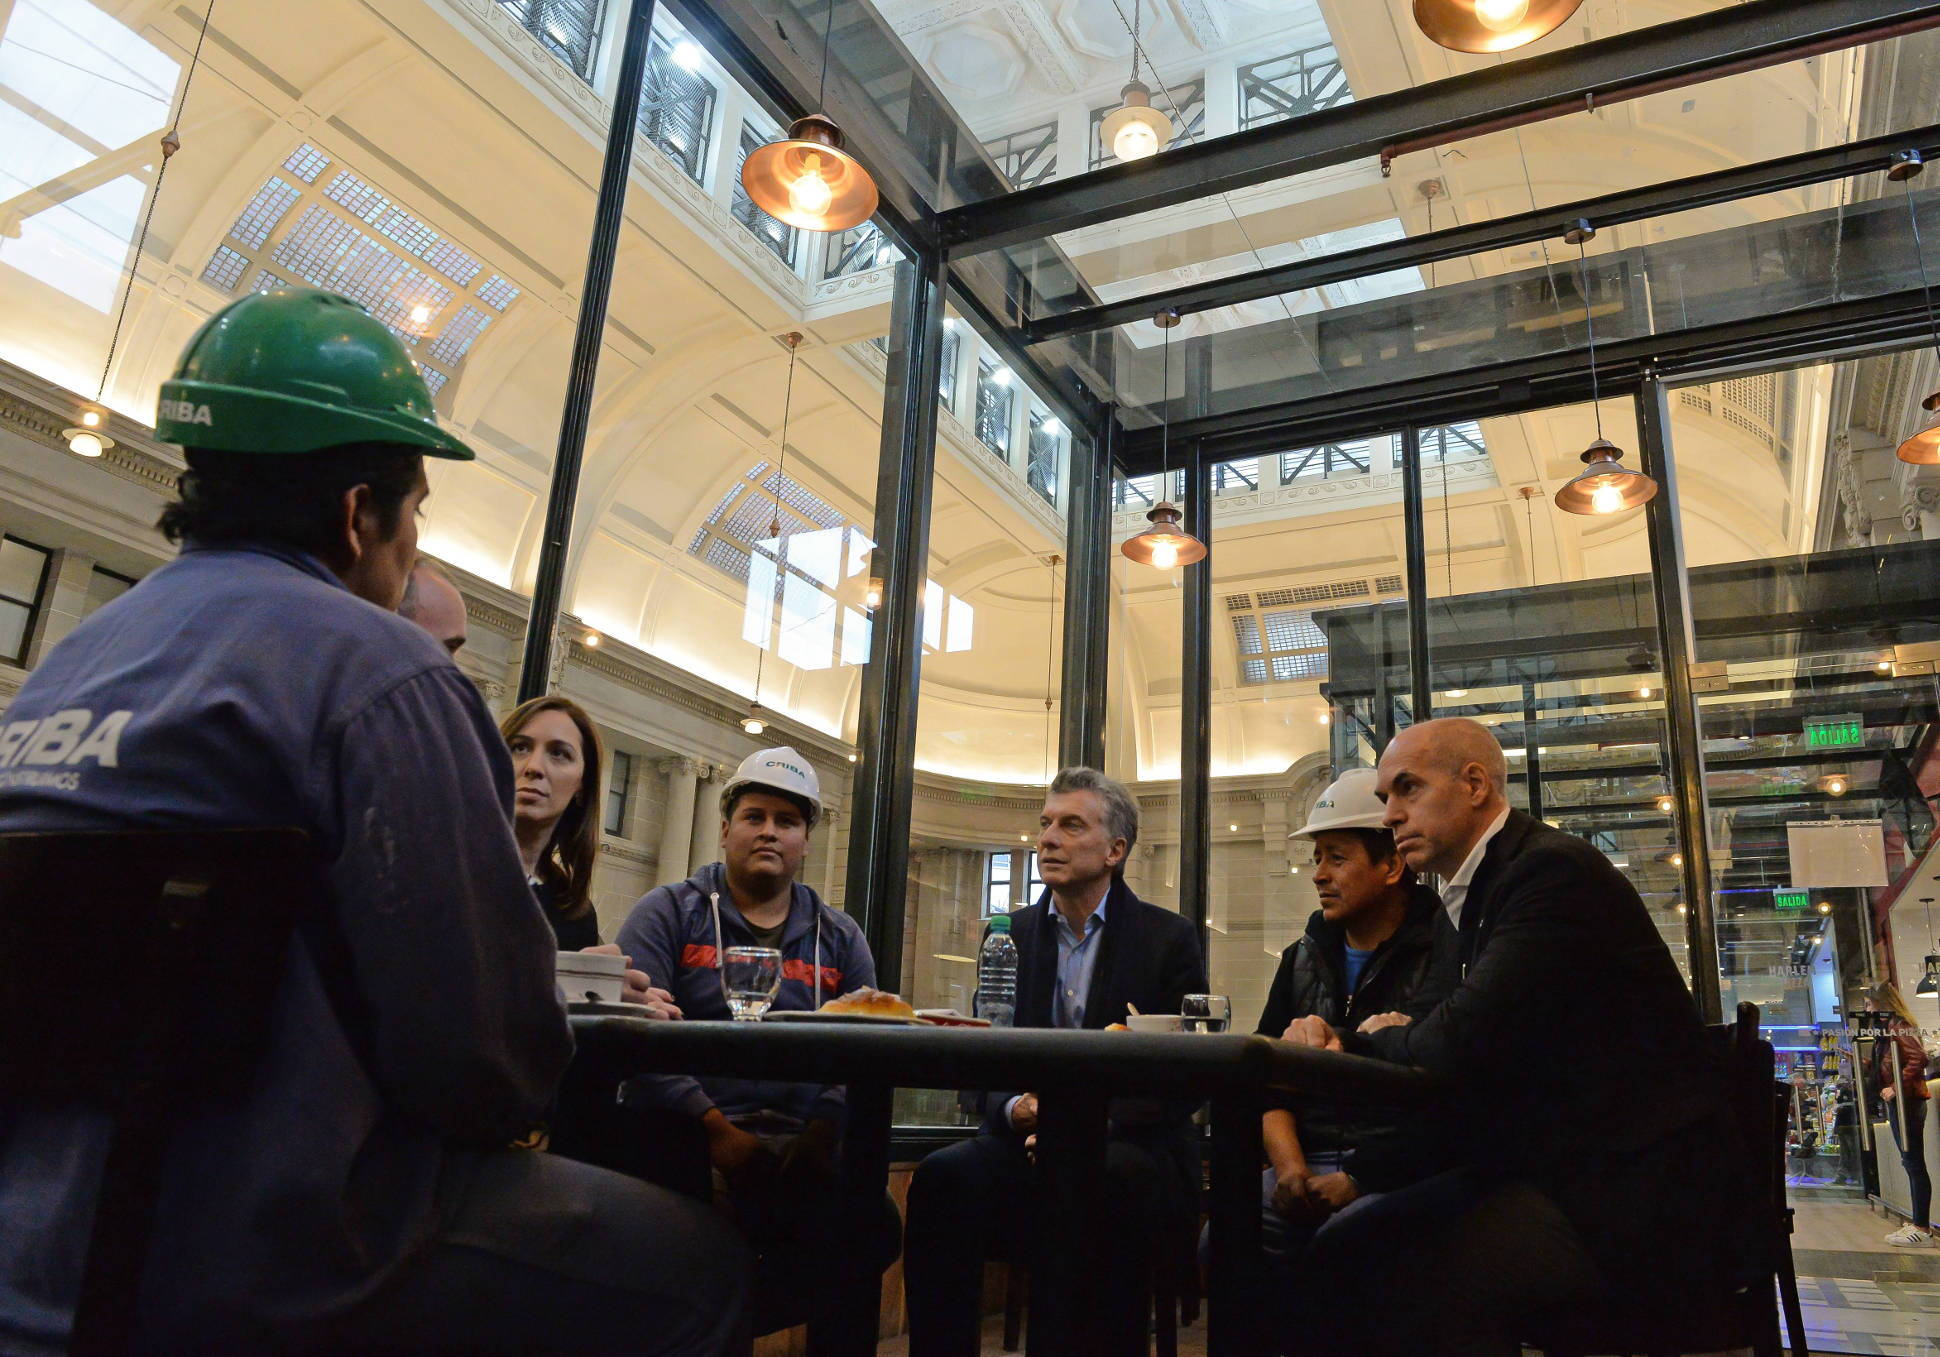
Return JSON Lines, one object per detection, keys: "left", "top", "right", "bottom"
{"left": 1043, "top": 554, "right": 1060, "bottom": 783}
{"left": 747, "top": 333, "right": 803, "bottom": 731}
{"left": 98, "top": 0, "right": 217, "bottom": 405}
{"left": 1573, "top": 235, "right": 1607, "bottom": 444}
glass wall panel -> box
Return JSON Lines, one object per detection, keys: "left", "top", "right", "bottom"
{"left": 1415, "top": 398, "right": 1688, "bottom": 974}
{"left": 1204, "top": 426, "right": 1412, "bottom": 1039}
{"left": 1669, "top": 352, "right": 1940, "bottom": 1350}
{"left": 896, "top": 338, "right": 1073, "bottom": 1125}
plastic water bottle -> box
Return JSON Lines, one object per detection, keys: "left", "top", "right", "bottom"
{"left": 978, "top": 914, "right": 1018, "bottom": 1027}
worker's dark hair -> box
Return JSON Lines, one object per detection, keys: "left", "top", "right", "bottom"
{"left": 158, "top": 444, "right": 422, "bottom": 558}
{"left": 1341, "top": 827, "right": 1400, "bottom": 865}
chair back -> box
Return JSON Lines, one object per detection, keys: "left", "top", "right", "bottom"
{"left": 0, "top": 828, "right": 316, "bottom": 1354}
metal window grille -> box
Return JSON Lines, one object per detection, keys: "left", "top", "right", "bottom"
{"left": 1115, "top": 470, "right": 1183, "bottom": 508}
{"left": 428, "top": 306, "right": 494, "bottom": 365}
{"left": 270, "top": 206, "right": 454, "bottom": 342}
{"left": 986, "top": 851, "right": 1012, "bottom": 916}
{"left": 248, "top": 268, "right": 288, "bottom": 294}
{"left": 1408, "top": 421, "right": 1488, "bottom": 467}
{"left": 0, "top": 536, "right": 51, "bottom": 666}
{"left": 419, "top": 367, "right": 449, "bottom": 398}
{"left": 982, "top": 121, "right": 1058, "bottom": 188}
{"left": 604, "top": 749, "right": 634, "bottom": 836}
{"left": 1214, "top": 458, "right": 1259, "bottom": 495}
{"left": 201, "top": 245, "right": 249, "bottom": 291}
{"left": 1090, "top": 77, "right": 1204, "bottom": 169}
{"left": 229, "top": 176, "right": 302, "bottom": 250}
{"left": 640, "top": 32, "right": 716, "bottom": 182}
{"left": 282, "top": 143, "right": 332, "bottom": 184}
{"left": 1026, "top": 408, "right": 1061, "bottom": 506}
{"left": 975, "top": 361, "right": 1014, "bottom": 456}
{"left": 1237, "top": 44, "right": 1351, "bottom": 131}
{"left": 1231, "top": 598, "right": 1329, "bottom": 685}
{"left": 497, "top": 0, "right": 605, "bottom": 82}
{"left": 323, "top": 170, "right": 483, "bottom": 284}
{"left": 1280, "top": 439, "right": 1371, "bottom": 483}
{"left": 731, "top": 124, "right": 798, "bottom": 266}
{"left": 477, "top": 274, "right": 522, "bottom": 311}
{"left": 824, "top": 222, "right": 899, "bottom": 280}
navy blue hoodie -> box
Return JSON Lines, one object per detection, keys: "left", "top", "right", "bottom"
{"left": 616, "top": 862, "right": 875, "bottom": 1126}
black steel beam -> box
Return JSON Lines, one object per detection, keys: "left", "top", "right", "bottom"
{"left": 1638, "top": 371, "right": 1723, "bottom": 1024}
{"left": 1120, "top": 288, "right": 1940, "bottom": 472}
{"left": 940, "top": 0, "right": 1940, "bottom": 256}
{"left": 844, "top": 252, "right": 947, "bottom": 990}
{"left": 518, "top": 0, "right": 656, "bottom": 703}
{"left": 1179, "top": 439, "right": 1213, "bottom": 955}
{"left": 1060, "top": 412, "right": 1113, "bottom": 771}
{"left": 1399, "top": 426, "right": 1432, "bottom": 731}
{"left": 1027, "top": 123, "right": 1940, "bottom": 342}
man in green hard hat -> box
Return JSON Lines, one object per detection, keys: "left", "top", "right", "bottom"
{"left": 0, "top": 289, "right": 749, "bottom": 1353}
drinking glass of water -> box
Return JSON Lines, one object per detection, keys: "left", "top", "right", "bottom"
{"left": 1182, "top": 993, "right": 1231, "bottom": 1035}
{"left": 722, "top": 946, "right": 783, "bottom": 1021}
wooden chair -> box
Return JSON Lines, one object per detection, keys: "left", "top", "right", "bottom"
{"left": 0, "top": 828, "right": 315, "bottom": 1355}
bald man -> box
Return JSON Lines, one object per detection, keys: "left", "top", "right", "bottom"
{"left": 1283, "top": 719, "right": 1748, "bottom": 1355}
{"left": 399, "top": 559, "right": 467, "bottom": 655}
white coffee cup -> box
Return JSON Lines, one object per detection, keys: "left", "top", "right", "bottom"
{"left": 1126, "top": 1013, "right": 1185, "bottom": 1034}
{"left": 556, "top": 950, "right": 627, "bottom": 1004}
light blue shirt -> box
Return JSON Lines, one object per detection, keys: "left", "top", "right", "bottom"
{"left": 1051, "top": 892, "right": 1109, "bottom": 1029}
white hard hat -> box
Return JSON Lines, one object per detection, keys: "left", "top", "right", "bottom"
{"left": 1290, "top": 767, "right": 1388, "bottom": 840}
{"left": 724, "top": 746, "right": 823, "bottom": 821}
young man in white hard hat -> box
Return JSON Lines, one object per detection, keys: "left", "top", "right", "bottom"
{"left": 616, "top": 746, "right": 894, "bottom": 1331}
{"left": 1247, "top": 767, "right": 1451, "bottom": 1277}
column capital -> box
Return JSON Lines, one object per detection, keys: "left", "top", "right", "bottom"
{"left": 658, "top": 755, "right": 706, "bottom": 779}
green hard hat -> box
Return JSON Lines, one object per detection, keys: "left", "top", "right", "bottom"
{"left": 156, "top": 287, "right": 473, "bottom": 459}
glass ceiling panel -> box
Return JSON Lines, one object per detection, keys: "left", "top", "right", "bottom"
{"left": 1080, "top": 177, "right": 1940, "bottom": 432}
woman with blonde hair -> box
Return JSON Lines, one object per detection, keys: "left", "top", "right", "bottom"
{"left": 1870, "top": 979, "right": 1935, "bottom": 1245}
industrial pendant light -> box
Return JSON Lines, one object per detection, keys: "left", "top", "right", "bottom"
{"left": 1554, "top": 221, "right": 1659, "bottom": 516}
{"left": 1918, "top": 898, "right": 1940, "bottom": 997}
{"left": 1888, "top": 151, "right": 1940, "bottom": 464}
{"left": 740, "top": 0, "right": 878, "bottom": 231}
{"left": 745, "top": 334, "right": 803, "bottom": 738}
{"left": 1100, "top": 0, "right": 1172, "bottom": 162}
{"left": 1414, "top": 0, "right": 1584, "bottom": 54}
{"left": 1122, "top": 309, "right": 1207, "bottom": 569}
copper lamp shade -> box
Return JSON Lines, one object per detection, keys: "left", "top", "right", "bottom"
{"left": 1414, "top": 0, "right": 1584, "bottom": 53}
{"left": 740, "top": 114, "right": 878, "bottom": 232}
{"left": 1121, "top": 502, "right": 1207, "bottom": 569}
{"left": 1899, "top": 391, "right": 1940, "bottom": 464}
{"left": 1553, "top": 438, "right": 1658, "bottom": 515}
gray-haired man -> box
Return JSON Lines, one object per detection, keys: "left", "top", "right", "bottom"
{"left": 903, "top": 767, "right": 1207, "bottom": 1357}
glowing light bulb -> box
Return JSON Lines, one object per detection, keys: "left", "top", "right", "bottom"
{"left": 410, "top": 304, "right": 433, "bottom": 325}
{"left": 582, "top": 631, "right": 601, "bottom": 649}
{"left": 81, "top": 410, "right": 102, "bottom": 428}
{"left": 1636, "top": 684, "right": 1652, "bottom": 700}
{"left": 1317, "top": 711, "right": 1332, "bottom": 725}
{"left": 1020, "top": 834, "right": 1030, "bottom": 843}
{"left": 865, "top": 584, "right": 883, "bottom": 610}
{"left": 787, "top": 156, "right": 833, "bottom": 217}
{"left": 1817, "top": 902, "right": 1832, "bottom": 915}
{"left": 1443, "top": 689, "right": 1468, "bottom": 699}
{"left": 1677, "top": 903, "right": 1688, "bottom": 916}
{"left": 1228, "top": 824, "right": 1238, "bottom": 833}
{"left": 1473, "top": 0, "right": 1531, "bottom": 33}
{"left": 847, "top": 752, "right": 858, "bottom": 763}
{"left": 1148, "top": 538, "right": 1179, "bottom": 570}
{"left": 1114, "top": 120, "right": 1159, "bottom": 161}
{"left": 1657, "top": 796, "right": 1676, "bottom": 814}
{"left": 741, "top": 715, "right": 767, "bottom": 736}
{"left": 1589, "top": 481, "right": 1626, "bottom": 515}
{"left": 1669, "top": 853, "right": 1684, "bottom": 868}
{"left": 1826, "top": 776, "right": 1847, "bottom": 796}
{"left": 68, "top": 431, "right": 105, "bottom": 457}
{"left": 672, "top": 40, "right": 704, "bottom": 71}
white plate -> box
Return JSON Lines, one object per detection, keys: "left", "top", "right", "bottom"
{"left": 761, "top": 1009, "right": 923, "bottom": 1025}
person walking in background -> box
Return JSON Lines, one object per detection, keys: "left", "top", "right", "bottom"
{"left": 1872, "top": 980, "right": 1936, "bottom": 1245}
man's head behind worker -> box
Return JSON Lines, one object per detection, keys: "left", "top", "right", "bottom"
{"left": 1037, "top": 766, "right": 1139, "bottom": 895}
{"left": 1375, "top": 717, "right": 1511, "bottom": 881}
{"left": 400, "top": 560, "right": 468, "bottom": 654}
{"left": 719, "top": 747, "right": 821, "bottom": 894}
{"left": 152, "top": 288, "right": 475, "bottom": 611}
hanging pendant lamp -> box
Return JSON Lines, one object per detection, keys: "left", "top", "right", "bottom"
{"left": 1554, "top": 220, "right": 1659, "bottom": 516}
{"left": 1414, "top": 0, "right": 1584, "bottom": 54}
{"left": 1123, "top": 309, "right": 1207, "bottom": 569}
{"left": 1887, "top": 151, "right": 1940, "bottom": 464}
{"left": 740, "top": 1, "right": 878, "bottom": 231}
{"left": 1919, "top": 899, "right": 1940, "bottom": 996}
{"left": 1100, "top": 0, "right": 1172, "bottom": 162}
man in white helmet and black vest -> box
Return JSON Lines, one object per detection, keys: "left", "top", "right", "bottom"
{"left": 617, "top": 745, "right": 896, "bottom": 1333}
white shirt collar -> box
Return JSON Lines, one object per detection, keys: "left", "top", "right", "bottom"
{"left": 1437, "top": 806, "right": 1511, "bottom": 928}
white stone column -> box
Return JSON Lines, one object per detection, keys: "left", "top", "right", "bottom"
{"left": 1009, "top": 848, "right": 1030, "bottom": 911}
{"left": 690, "top": 763, "right": 723, "bottom": 873}
{"left": 819, "top": 809, "right": 842, "bottom": 903}
{"left": 657, "top": 757, "right": 701, "bottom": 884}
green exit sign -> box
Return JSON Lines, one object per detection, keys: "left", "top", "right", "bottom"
{"left": 1804, "top": 715, "right": 1863, "bottom": 749}
{"left": 1773, "top": 889, "right": 1810, "bottom": 911}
